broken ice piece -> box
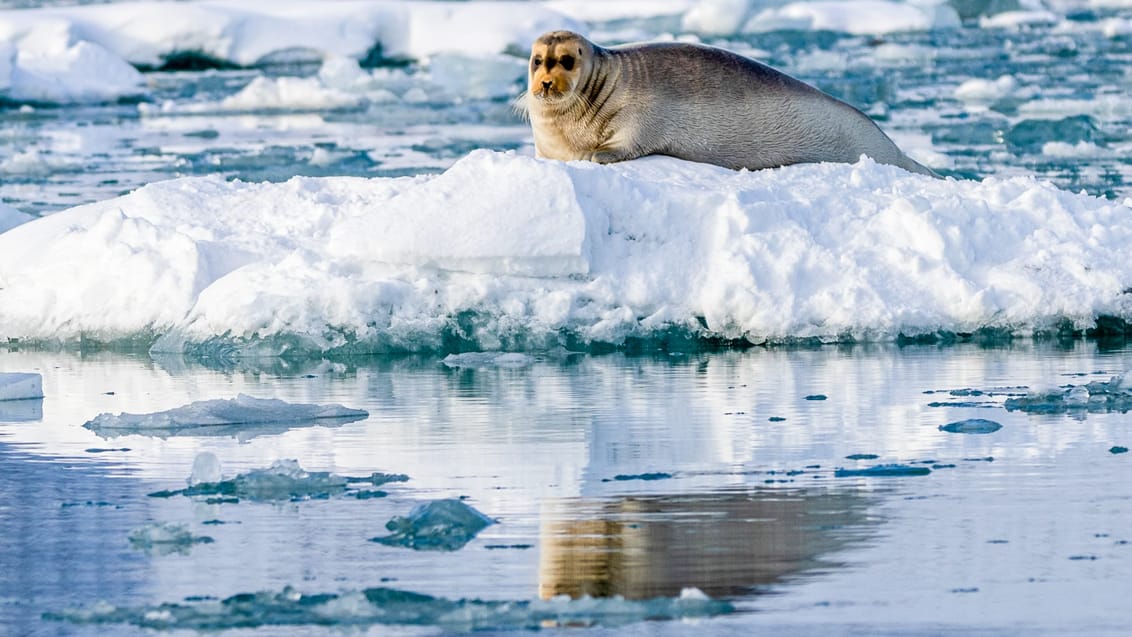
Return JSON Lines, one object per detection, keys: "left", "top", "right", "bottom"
{"left": 0, "top": 372, "right": 43, "bottom": 401}
{"left": 371, "top": 499, "right": 495, "bottom": 551}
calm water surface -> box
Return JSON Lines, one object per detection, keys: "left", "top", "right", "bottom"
{"left": 2, "top": 342, "right": 1131, "bottom": 635}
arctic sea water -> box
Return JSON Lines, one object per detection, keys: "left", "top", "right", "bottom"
{"left": 4, "top": 0, "right": 1132, "bottom": 635}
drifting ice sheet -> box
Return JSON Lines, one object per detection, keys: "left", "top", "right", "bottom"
{"left": 83, "top": 394, "right": 368, "bottom": 431}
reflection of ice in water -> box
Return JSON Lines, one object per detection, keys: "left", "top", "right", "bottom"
{"left": 538, "top": 489, "right": 873, "bottom": 600}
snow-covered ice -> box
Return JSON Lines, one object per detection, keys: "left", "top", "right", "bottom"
{"left": 83, "top": 394, "right": 368, "bottom": 432}
{"left": 1, "top": 150, "right": 1130, "bottom": 354}
{"left": 0, "top": 372, "right": 43, "bottom": 401}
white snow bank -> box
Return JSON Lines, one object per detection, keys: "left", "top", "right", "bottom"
{"left": 0, "top": 35, "right": 146, "bottom": 104}
{"left": 0, "top": 1, "right": 579, "bottom": 68}
{"left": 83, "top": 394, "right": 368, "bottom": 430}
{"left": 1, "top": 150, "right": 1131, "bottom": 353}
{"left": 0, "top": 372, "right": 43, "bottom": 401}
{"left": 0, "top": 202, "right": 34, "bottom": 233}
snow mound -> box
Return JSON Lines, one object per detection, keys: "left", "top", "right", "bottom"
{"left": 0, "top": 372, "right": 44, "bottom": 401}
{"left": 1, "top": 150, "right": 1131, "bottom": 355}
{"left": 742, "top": 0, "right": 960, "bottom": 35}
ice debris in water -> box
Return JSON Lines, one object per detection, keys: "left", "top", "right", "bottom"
{"left": 0, "top": 372, "right": 44, "bottom": 401}
{"left": 128, "top": 523, "right": 214, "bottom": 556}
{"left": 441, "top": 352, "right": 535, "bottom": 368}
{"left": 1004, "top": 374, "right": 1132, "bottom": 414}
{"left": 835, "top": 464, "right": 932, "bottom": 478}
{"left": 150, "top": 459, "right": 356, "bottom": 502}
{"left": 83, "top": 394, "right": 368, "bottom": 434}
{"left": 189, "top": 452, "right": 222, "bottom": 486}
{"left": 371, "top": 499, "right": 494, "bottom": 551}
{"left": 939, "top": 418, "right": 1003, "bottom": 434}
{"left": 45, "top": 584, "right": 733, "bottom": 630}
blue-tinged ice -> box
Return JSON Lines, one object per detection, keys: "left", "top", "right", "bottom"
{"left": 371, "top": 499, "right": 495, "bottom": 551}
{"left": 46, "top": 584, "right": 732, "bottom": 630}
{"left": 441, "top": 352, "right": 535, "bottom": 368}
{"left": 150, "top": 459, "right": 350, "bottom": 502}
{"left": 1004, "top": 374, "right": 1132, "bottom": 414}
{"left": 0, "top": 372, "right": 43, "bottom": 401}
{"left": 128, "top": 523, "right": 214, "bottom": 556}
{"left": 939, "top": 418, "right": 1003, "bottom": 434}
{"left": 83, "top": 394, "right": 368, "bottom": 436}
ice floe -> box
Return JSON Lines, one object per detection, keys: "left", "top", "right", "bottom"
{"left": 371, "top": 499, "right": 495, "bottom": 551}
{"left": 938, "top": 418, "right": 1003, "bottom": 434}
{"left": 47, "top": 584, "right": 733, "bottom": 631}
{"left": 0, "top": 372, "right": 43, "bottom": 401}
{"left": 1, "top": 150, "right": 1130, "bottom": 355}
{"left": 149, "top": 457, "right": 409, "bottom": 502}
{"left": 82, "top": 394, "right": 368, "bottom": 435}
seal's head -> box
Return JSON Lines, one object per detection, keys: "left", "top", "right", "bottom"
{"left": 528, "top": 31, "right": 593, "bottom": 104}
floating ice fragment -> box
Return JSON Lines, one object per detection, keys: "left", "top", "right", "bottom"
{"left": 1004, "top": 376, "right": 1132, "bottom": 415}
{"left": 441, "top": 352, "right": 535, "bottom": 368}
{"left": 150, "top": 459, "right": 350, "bottom": 502}
{"left": 804, "top": 394, "right": 828, "bottom": 401}
{"left": 47, "top": 584, "right": 733, "bottom": 630}
{"left": 189, "top": 452, "right": 222, "bottom": 486}
{"left": 938, "top": 418, "right": 1003, "bottom": 434}
{"left": 0, "top": 372, "right": 44, "bottom": 401}
{"left": 347, "top": 471, "right": 410, "bottom": 487}
{"left": 371, "top": 499, "right": 495, "bottom": 551}
{"left": 128, "top": 523, "right": 213, "bottom": 555}
{"left": 83, "top": 394, "right": 368, "bottom": 436}
{"left": 845, "top": 453, "right": 880, "bottom": 460}
{"left": 605, "top": 472, "right": 674, "bottom": 482}
{"left": 834, "top": 464, "right": 932, "bottom": 478}
{"left": 1110, "top": 446, "right": 1129, "bottom": 455}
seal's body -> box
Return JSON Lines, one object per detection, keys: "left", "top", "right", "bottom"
{"left": 523, "top": 31, "right": 936, "bottom": 176}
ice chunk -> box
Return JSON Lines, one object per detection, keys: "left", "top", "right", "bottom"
{"left": 46, "top": 584, "right": 733, "bottom": 630}
{"left": 371, "top": 499, "right": 495, "bottom": 551}
{"left": 938, "top": 418, "right": 1003, "bottom": 434}
{"left": 441, "top": 352, "right": 534, "bottom": 369}
{"left": 189, "top": 452, "right": 222, "bottom": 486}
{"left": 83, "top": 394, "right": 368, "bottom": 435}
{"left": 1005, "top": 376, "right": 1132, "bottom": 415}
{"left": 0, "top": 372, "right": 43, "bottom": 401}
{"left": 150, "top": 459, "right": 350, "bottom": 502}
{"left": 128, "top": 523, "right": 213, "bottom": 555}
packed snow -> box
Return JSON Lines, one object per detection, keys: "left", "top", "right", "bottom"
{"left": 1, "top": 150, "right": 1130, "bottom": 354}
{"left": 0, "top": 372, "right": 43, "bottom": 401}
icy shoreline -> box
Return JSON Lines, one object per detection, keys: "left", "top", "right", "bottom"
{"left": 1, "top": 150, "right": 1130, "bottom": 357}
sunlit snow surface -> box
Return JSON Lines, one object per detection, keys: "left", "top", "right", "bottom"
{"left": 1, "top": 150, "right": 1130, "bottom": 351}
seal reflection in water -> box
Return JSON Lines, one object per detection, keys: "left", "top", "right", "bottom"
{"left": 522, "top": 30, "right": 937, "bottom": 177}
{"left": 538, "top": 491, "right": 871, "bottom": 600}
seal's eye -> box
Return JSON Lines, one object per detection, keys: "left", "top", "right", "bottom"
{"left": 532, "top": 56, "right": 542, "bottom": 68}
{"left": 559, "top": 55, "right": 575, "bottom": 71}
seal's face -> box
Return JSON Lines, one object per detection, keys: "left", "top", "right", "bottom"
{"left": 528, "top": 31, "right": 590, "bottom": 104}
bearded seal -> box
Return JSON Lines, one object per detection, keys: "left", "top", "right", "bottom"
{"left": 521, "top": 31, "right": 937, "bottom": 177}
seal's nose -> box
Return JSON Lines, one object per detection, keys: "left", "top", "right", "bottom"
{"left": 541, "top": 81, "right": 552, "bottom": 91}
